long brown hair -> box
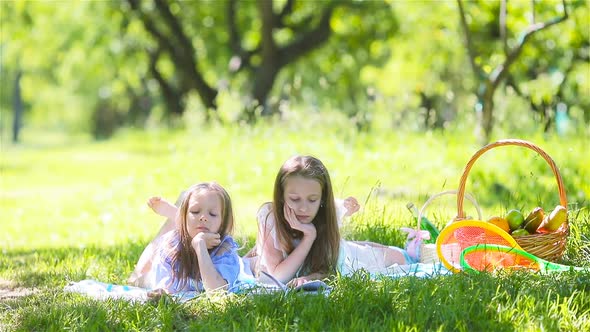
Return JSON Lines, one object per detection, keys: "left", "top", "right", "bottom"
{"left": 167, "top": 182, "right": 234, "bottom": 290}
{"left": 266, "top": 155, "right": 340, "bottom": 275}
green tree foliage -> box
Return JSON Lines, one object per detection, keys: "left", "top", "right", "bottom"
{"left": 254, "top": 2, "right": 398, "bottom": 131}
{"left": 508, "top": 0, "right": 590, "bottom": 130}
{"left": 121, "top": 0, "right": 395, "bottom": 125}
{"left": 1, "top": 0, "right": 587, "bottom": 140}
{"left": 368, "top": 0, "right": 588, "bottom": 138}
{"left": 456, "top": 0, "right": 572, "bottom": 141}
{"left": 0, "top": 1, "right": 152, "bottom": 138}
{"left": 366, "top": 1, "right": 469, "bottom": 131}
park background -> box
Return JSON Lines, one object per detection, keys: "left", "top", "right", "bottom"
{"left": 1, "top": 0, "right": 589, "bottom": 331}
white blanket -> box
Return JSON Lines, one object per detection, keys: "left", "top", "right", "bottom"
{"left": 372, "top": 262, "right": 451, "bottom": 278}
{"left": 63, "top": 279, "right": 198, "bottom": 303}
{"left": 64, "top": 263, "right": 450, "bottom": 302}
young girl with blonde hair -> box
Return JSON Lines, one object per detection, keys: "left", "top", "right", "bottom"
{"left": 132, "top": 182, "right": 241, "bottom": 294}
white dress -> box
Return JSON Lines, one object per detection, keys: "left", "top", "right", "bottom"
{"left": 254, "top": 200, "right": 407, "bottom": 277}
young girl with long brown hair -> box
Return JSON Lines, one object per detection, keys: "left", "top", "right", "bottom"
{"left": 247, "top": 155, "right": 412, "bottom": 286}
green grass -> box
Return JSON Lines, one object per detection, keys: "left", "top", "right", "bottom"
{"left": 1, "top": 121, "right": 589, "bottom": 331}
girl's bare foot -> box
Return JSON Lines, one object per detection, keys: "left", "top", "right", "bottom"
{"left": 343, "top": 196, "right": 360, "bottom": 217}
{"left": 147, "top": 196, "right": 177, "bottom": 219}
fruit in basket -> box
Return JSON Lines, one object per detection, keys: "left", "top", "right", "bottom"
{"left": 487, "top": 216, "right": 510, "bottom": 233}
{"left": 511, "top": 229, "right": 530, "bottom": 237}
{"left": 524, "top": 207, "right": 545, "bottom": 233}
{"left": 506, "top": 209, "right": 525, "bottom": 231}
{"left": 545, "top": 205, "right": 567, "bottom": 231}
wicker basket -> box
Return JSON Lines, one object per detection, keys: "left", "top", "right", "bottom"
{"left": 455, "top": 139, "right": 569, "bottom": 262}
{"left": 416, "top": 190, "right": 482, "bottom": 263}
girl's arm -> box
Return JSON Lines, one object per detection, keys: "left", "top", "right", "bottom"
{"left": 258, "top": 228, "right": 316, "bottom": 284}
{"left": 286, "top": 271, "right": 329, "bottom": 287}
{"left": 192, "top": 233, "right": 229, "bottom": 292}
{"left": 259, "top": 204, "right": 317, "bottom": 284}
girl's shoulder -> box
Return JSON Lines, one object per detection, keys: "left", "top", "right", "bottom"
{"left": 257, "top": 202, "right": 274, "bottom": 226}
{"left": 257, "top": 202, "right": 273, "bottom": 216}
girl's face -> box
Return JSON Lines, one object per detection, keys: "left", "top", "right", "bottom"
{"left": 186, "top": 190, "right": 223, "bottom": 238}
{"left": 283, "top": 175, "right": 322, "bottom": 224}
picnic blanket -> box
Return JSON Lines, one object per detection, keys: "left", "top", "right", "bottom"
{"left": 63, "top": 279, "right": 199, "bottom": 303}
{"left": 64, "top": 279, "right": 149, "bottom": 303}
{"left": 373, "top": 262, "right": 451, "bottom": 279}
{"left": 229, "top": 271, "right": 333, "bottom": 296}
{"left": 63, "top": 278, "right": 330, "bottom": 302}
{"left": 64, "top": 263, "right": 450, "bottom": 303}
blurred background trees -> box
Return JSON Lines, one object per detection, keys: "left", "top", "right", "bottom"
{"left": 1, "top": 0, "right": 588, "bottom": 142}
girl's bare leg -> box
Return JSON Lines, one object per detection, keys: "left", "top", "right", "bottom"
{"left": 147, "top": 196, "right": 178, "bottom": 219}
{"left": 350, "top": 240, "right": 408, "bottom": 265}
{"left": 128, "top": 192, "right": 185, "bottom": 286}
{"left": 127, "top": 216, "right": 175, "bottom": 286}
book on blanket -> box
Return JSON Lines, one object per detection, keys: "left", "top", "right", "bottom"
{"left": 246, "top": 271, "right": 331, "bottom": 294}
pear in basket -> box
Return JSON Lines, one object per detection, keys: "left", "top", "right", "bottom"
{"left": 524, "top": 207, "right": 545, "bottom": 234}
{"left": 539, "top": 205, "right": 567, "bottom": 231}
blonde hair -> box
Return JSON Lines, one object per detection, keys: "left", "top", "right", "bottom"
{"left": 167, "top": 182, "right": 234, "bottom": 289}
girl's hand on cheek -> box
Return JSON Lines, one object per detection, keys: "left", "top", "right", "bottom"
{"left": 192, "top": 232, "right": 221, "bottom": 250}
{"left": 283, "top": 204, "right": 316, "bottom": 238}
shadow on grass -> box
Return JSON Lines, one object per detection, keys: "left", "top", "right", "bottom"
{"left": 1, "top": 234, "right": 258, "bottom": 290}
{"left": 1, "top": 288, "right": 193, "bottom": 331}
{"left": 1, "top": 241, "right": 143, "bottom": 288}
{"left": 6, "top": 270, "right": 590, "bottom": 332}
{"left": 2, "top": 227, "right": 590, "bottom": 331}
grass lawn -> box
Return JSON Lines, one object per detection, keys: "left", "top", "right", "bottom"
{"left": 1, "top": 123, "right": 589, "bottom": 331}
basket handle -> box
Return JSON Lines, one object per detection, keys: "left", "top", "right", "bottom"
{"left": 456, "top": 139, "right": 568, "bottom": 219}
{"left": 417, "top": 190, "right": 482, "bottom": 229}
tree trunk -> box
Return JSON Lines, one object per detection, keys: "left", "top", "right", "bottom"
{"left": 457, "top": 0, "right": 568, "bottom": 143}
{"left": 480, "top": 81, "right": 495, "bottom": 141}
{"left": 252, "top": 65, "right": 280, "bottom": 116}
{"left": 12, "top": 70, "right": 23, "bottom": 143}
{"left": 239, "top": 0, "right": 336, "bottom": 122}
{"left": 127, "top": 0, "right": 217, "bottom": 119}
{"left": 251, "top": 0, "right": 280, "bottom": 117}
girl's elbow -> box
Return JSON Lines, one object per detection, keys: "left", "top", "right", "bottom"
{"left": 204, "top": 281, "right": 228, "bottom": 294}
{"left": 219, "top": 278, "right": 229, "bottom": 290}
